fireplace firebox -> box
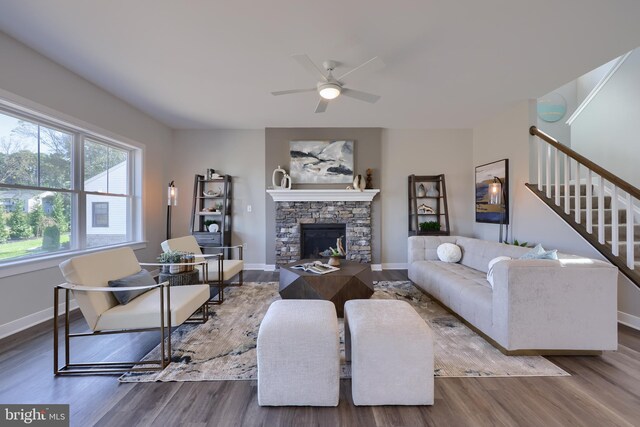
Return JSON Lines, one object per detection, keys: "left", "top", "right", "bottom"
{"left": 300, "top": 223, "right": 346, "bottom": 259}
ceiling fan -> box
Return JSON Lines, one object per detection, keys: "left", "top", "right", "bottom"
{"left": 271, "top": 54, "right": 384, "bottom": 113}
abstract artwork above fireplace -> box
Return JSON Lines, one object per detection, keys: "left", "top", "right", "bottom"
{"left": 289, "top": 140, "right": 354, "bottom": 184}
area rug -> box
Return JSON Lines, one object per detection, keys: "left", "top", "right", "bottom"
{"left": 120, "top": 281, "right": 569, "bottom": 382}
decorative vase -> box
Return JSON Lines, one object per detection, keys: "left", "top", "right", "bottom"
{"left": 280, "top": 173, "right": 292, "bottom": 189}
{"left": 426, "top": 184, "right": 439, "bottom": 197}
{"left": 169, "top": 263, "right": 180, "bottom": 274}
{"left": 272, "top": 166, "right": 286, "bottom": 189}
{"left": 328, "top": 256, "right": 341, "bottom": 267}
{"left": 353, "top": 175, "right": 365, "bottom": 191}
{"left": 417, "top": 183, "right": 426, "bottom": 197}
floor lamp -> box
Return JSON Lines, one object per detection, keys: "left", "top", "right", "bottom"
{"left": 488, "top": 177, "right": 508, "bottom": 243}
{"left": 167, "top": 181, "right": 178, "bottom": 239}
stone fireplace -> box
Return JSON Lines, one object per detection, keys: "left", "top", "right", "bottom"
{"left": 275, "top": 201, "right": 372, "bottom": 264}
{"left": 268, "top": 189, "right": 379, "bottom": 266}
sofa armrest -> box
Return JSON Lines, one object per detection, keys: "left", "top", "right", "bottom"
{"left": 491, "top": 259, "right": 618, "bottom": 351}
{"left": 408, "top": 236, "right": 457, "bottom": 264}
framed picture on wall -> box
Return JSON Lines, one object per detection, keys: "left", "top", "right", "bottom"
{"left": 289, "top": 140, "right": 354, "bottom": 184}
{"left": 475, "top": 159, "right": 509, "bottom": 224}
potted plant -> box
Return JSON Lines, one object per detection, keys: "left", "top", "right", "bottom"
{"left": 158, "top": 252, "right": 173, "bottom": 273}
{"left": 419, "top": 221, "right": 441, "bottom": 232}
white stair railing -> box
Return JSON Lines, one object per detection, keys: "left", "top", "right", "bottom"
{"left": 530, "top": 126, "right": 637, "bottom": 271}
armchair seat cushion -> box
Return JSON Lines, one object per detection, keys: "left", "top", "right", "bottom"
{"left": 94, "top": 284, "right": 209, "bottom": 331}
{"left": 206, "top": 259, "right": 243, "bottom": 282}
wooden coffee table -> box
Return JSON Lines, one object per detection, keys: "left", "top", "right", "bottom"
{"left": 279, "top": 260, "right": 374, "bottom": 317}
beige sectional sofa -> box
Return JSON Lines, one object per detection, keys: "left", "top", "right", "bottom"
{"left": 408, "top": 236, "right": 618, "bottom": 354}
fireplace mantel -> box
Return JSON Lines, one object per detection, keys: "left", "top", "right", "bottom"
{"left": 267, "top": 189, "right": 380, "bottom": 202}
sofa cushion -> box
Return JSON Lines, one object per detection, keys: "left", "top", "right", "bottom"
{"left": 205, "top": 259, "right": 243, "bottom": 281}
{"left": 413, "top": 261, "right": 493, "bottom": 336}
{"left": 408, "top": 236, "right": 457, "bottom": 263}
{"left": 455, "top": 237, "right": 530, "bottom": 273}
{"left": 95, "top": 284, "right": 209, "bottom": 331}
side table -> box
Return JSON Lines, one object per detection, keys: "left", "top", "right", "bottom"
{"left": 159, "top": 269, "right": 200, "bottom": 286}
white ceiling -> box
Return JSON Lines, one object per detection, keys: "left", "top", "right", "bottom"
{"left": 1, "top": 1, "right": 639, "bottom": 129}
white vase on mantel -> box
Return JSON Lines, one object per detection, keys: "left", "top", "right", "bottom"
{"left": 272, "top": 166, "right": 286, "bottom": 189}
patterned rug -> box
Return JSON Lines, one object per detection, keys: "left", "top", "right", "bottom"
{"left": 119, "top": 281, "right": 569, "bottom": 382}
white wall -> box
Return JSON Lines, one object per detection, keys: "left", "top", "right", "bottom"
{"left": 380, "top": 129, "right": 474, "bottom": 266}
{"left": 571, "top": 48, "right": 640, "bottom": 189}
{"left": 0, "top": 31, "right": 173, "bottom": 333}
{"left": 536, "top": 80, "right": 578, "bottom": 148}
{"left": 473, "top": 99, "right": 640, "bottom": 324}
{"left": 171, "top": 129, "right": 266, "bottom": 267}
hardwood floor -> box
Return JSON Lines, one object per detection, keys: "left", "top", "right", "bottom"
{"left": 1, "top": 270, "right": 639, "bottom": 427}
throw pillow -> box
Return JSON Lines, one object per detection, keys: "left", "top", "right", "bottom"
{"left": 108, "top": 269, "right": 156, "bottom": 305}
{"left": 437, "top": 243, "right": 462, "bottom": 263}
{"left": 519, "top": 244, "right": 558, "bottom": 260}
{"left": 486, "top": 256, "right": 512, "bottom": 288}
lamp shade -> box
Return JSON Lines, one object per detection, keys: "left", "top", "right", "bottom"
{"left": 168, "top": 182, "right": 178, "bottom": 206}
{"left": 488, "top": 180, "right": 502, "bottom": 205}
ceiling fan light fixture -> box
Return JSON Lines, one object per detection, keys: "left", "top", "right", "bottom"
{"left": 318, "top": 83, "right": 341, "bottom": 100}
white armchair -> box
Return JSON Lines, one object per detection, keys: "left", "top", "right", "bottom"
{"left": 55, "top": 246, "right": 210, "bottom": 375}
{"left": 161, "top": 236, "right": 244, "bottom": 303}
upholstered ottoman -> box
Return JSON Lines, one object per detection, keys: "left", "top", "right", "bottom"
{"left": 257, "top": 300, "right": 340, "bottom": 406}
{"left": 344, "top": 300, "right": 434, "bottom": 406}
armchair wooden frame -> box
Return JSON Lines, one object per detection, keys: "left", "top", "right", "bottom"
{"left": 53, "top": 280, "right": 208, "bottom": 376}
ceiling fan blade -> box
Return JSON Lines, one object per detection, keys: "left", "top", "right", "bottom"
{"left": 315, "top": 98, "right": 329, "bottom": 113}
{"left": 341, "top": 88, "right": 381, "bottom": 104}
{"left": 292, "top": 54, "right": 328, "bottom": 82}
{"left": 337, "top": 56, "right": 385, "bottom": 81}
{"left": 271, "top": 88, "right": 316, "bottom": 96}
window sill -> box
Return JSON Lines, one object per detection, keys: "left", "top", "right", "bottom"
{"left": 0, "top": 241, "right": 148, "bottom": 279}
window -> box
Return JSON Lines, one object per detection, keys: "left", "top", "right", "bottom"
{"left": 92, "top": 202, "right": 109, "bottom": 227}
{"left": 0, "top": 105, "right": 141, "bottom": 264}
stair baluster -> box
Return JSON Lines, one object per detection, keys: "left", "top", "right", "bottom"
{"left": 627, "top": 193, "right": 635, "bottom": 268}
{"left": 586, "top": 170, "right": 593, "bottom": 232}
{"left": 612, "top": 186, "right": 619, "bottom": 256}
{"left": 597, "top": 175, "right": 605, "bottom": 243}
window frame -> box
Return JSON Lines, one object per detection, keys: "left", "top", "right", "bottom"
{"left": 0, "top": 101, "right": 144, "bottom": 273}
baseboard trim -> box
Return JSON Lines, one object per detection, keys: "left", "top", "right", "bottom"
{"left": 382, "top": 263, "right": 408, "bottom": 270}
{"left": 371, "top": 264, "right": 382, "bottom": 271}
{"left": 244, "top": 263, "right": 268, "bottom": 270}
{"left": 618, "top": 311, "right": 640, "bottom": 331}
{"left": 264, "top": 264, "right": 276, "bottom": 271}
{"left": 0, "top": 300, "right": 79, "bottom": 340}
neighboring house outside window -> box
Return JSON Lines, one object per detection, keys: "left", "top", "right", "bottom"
{"left": 92, "top": 202, "right": 109, "bottom": 227}
{"left": 0, "top": 105, "right": 142, "bottom": 265}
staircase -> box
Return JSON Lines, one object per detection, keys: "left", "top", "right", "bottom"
{"left": 528, "top": 126, "right": 640, "bottom": 288}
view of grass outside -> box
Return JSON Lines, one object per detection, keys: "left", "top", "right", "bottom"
{"left": 0, "top": 233, "right": 71, "bottom": 260}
